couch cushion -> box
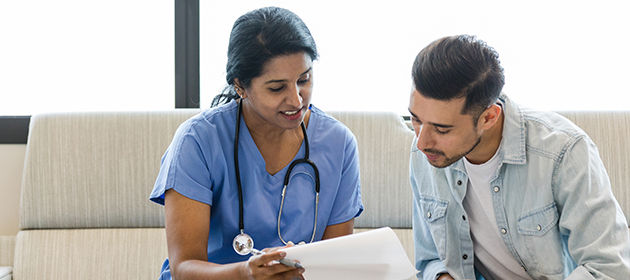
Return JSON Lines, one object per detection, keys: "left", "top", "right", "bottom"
{"left": 13, "top": 228, "right": 167, "bottom": 280}
{"left": 328, "top": 112, "right": 415, "bottom": 228}
{"left": 20, "top": 111, "right": 200, "bottom": 229}
{"left": 559, "top": 111, "right": 630, "bottom": 224}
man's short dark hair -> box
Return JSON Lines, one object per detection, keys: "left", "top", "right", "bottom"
{"left": 412, "top": 35, "right": 505, "bottom": 122}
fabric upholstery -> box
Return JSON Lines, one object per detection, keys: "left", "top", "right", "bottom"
{"left": 0, "top": 236, "right": 14, "bottom": 267}
{"left": 21, "top": 110, "right": 416, "bottom": 230}
{"left": 12, "top": 228, "right": 167, "bottom": 280}
{"left": 14, "top": 109, "right": 629, "bottom": 279}
{"left": 328, "top": 112, "right": 415, "bottom": 228}
{"left": 20, "top": 111, "right": 199, "bottom": 229}
{"left": 559, "top": 111, "right": 630, "bottom": 224}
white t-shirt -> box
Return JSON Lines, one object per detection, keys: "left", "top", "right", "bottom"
{"left": 463, "top": 143, "right": 532, "bottom": 280}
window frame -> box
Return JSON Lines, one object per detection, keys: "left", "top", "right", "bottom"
{"left": 0, "top": 0, "right": 201, "bottom": 144}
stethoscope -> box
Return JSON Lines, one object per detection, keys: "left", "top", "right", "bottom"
{"left": 232, "top": 100, "right": 321, "bottom": 256}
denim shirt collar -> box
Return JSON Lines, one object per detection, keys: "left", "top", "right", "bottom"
{"left": 450, "top": 94, "right": 527, "bottom": 175}
{"left": 499, "top": 94, "right": 527, "bottom": 165}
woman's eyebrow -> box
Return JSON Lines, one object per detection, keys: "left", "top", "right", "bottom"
{"left": 264, "top": 67, "right": 312, "bottom": 84}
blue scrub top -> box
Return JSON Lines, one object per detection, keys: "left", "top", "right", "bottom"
{"left": 149, "top": 100, "right": 363, "bottom": 279}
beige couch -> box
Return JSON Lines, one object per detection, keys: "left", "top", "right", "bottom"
{"left": 0, "top": 109, "right": 628, "bottom": 279}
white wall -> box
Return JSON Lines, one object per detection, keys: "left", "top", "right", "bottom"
{"left": 0, "top": 1, "right": 174, "bottom": 116}
{"left": 0, "top": 145, "right": 25, "bottom": 236}
{"left": 200, "top": 0, "right": 630, "bottom": 113}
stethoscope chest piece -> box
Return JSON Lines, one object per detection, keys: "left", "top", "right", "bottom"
{"left": 232, "top": 100, "right": 320, "bottom": 255}
{"left": 232, "top": 230, "right": 254, "bottom": 255}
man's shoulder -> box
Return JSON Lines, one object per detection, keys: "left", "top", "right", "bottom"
{"left": 520, "top": 107, "right": 589, "bottom": 157}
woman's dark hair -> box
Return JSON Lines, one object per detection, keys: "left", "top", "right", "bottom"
{"left": 211, "top": 7, "right": 318, "bottom": 107}
{"left": 411, "top": 35, "right": 504, "bottom": 123}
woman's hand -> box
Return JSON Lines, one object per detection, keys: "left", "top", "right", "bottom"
{"left": 241, "top": 250, "right": 304, "bottom": 280}
{"left": 166, "top": 189, "right": 303, "bottom": 279}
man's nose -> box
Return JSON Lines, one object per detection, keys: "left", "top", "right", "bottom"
{"left": 416, "top": 125, "right": 433, "bottom": 151}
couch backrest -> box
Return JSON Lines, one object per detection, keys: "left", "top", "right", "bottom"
{"left": 14, "top": 109, "right": 630, "bottom": 279}
{"left": 15, "top": 110, "right": 417, "bottom": 279}
{"left": 327, "top": 112, "right": 415, "bottom": 228}
{"left": 15, "top": 111, "right": 201, "bottom": 279}
{"left": 19, "top": 111, "right": 199, "bottom": 229}
{"left": 18, "top": 110, "right": 416, "bottom": 230}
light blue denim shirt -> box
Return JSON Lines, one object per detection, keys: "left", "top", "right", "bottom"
{"left": 410, "top": 95, "right": 630, "bottom": 280}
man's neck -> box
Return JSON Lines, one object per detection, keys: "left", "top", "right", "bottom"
{"left": 465, "top": 111, "right": 504, "bottom": 165}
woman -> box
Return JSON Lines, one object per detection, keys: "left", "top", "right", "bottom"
{"left": 149, "top": 7, "right": 363, "bottom": 280}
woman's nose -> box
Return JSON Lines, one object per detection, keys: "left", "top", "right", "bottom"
{"left": 286, "top": 84, "right": 303, "bottom": 107}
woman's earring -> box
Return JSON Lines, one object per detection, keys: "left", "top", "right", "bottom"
{"left": 235, "top": 87, "right": 244, "bottom": 99}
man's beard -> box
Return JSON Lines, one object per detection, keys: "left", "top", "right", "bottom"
{"left": 425, "top": 136, "right": 481, "bottom": 168}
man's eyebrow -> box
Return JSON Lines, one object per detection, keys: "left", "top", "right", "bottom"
{"left": 407, "top": 109, "right": 454, "bottom": 128}
{"left": 408, "top": 109, "right": 418, "bottom": 119}
{"left": 264, "top": 67, "right": 312, "bottom": 84}
{"left": 430, "top": 122, "right": 454, "bottom": 128}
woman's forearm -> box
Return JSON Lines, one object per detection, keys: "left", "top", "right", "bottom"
{"left": 172, "top": 259, "right": 247, "bottom": 280}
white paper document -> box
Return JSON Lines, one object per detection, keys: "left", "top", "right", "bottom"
{"left": 280, "top": 227, "right": 417, "bottom": 280}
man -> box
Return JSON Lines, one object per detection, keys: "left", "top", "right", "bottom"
{"left": 408, "top": 35, "right": 630, "bottom": 280}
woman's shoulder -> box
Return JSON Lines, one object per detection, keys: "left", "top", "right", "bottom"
{"left": 171, "top": 101, "right": 238, "bottom": 145}
{"left": 309, "top": 105, "right": 357, "bottom": 145}
{"left": 179, "top": 101, "right": 238, "bottom": 133}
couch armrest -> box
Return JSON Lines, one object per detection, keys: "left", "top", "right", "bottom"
{"left": 0, "top": 266, "right": 12, "bottom": 280}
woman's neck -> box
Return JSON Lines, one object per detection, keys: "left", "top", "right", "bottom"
{"left": 240, "top": 102, "right": 312, "bottom": 175}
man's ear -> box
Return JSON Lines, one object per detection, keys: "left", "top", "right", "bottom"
{"left": 478, "top": 104, "right": 502, "bottom": 131}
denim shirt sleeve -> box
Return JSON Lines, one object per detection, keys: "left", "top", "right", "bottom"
{"left": 410, "top": 149, "right": 448, "bottom": 280}
{"left": 553, "top": 136, "right": 630, "bottom": 279}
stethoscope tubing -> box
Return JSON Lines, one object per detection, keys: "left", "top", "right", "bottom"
{"left": 234, "top": 100, "right": 320, "bottom": 244}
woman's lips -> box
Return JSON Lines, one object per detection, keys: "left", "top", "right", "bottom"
{"left": 281, "top": 107, "right": 303, "bottom": 121}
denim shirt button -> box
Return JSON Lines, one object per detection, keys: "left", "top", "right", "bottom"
{"left": 462, "top": 254, "right": 468, "bottom": 260}
{"left": 457, "top": 180, "right": 462, "bottom": 186}
{"left": 493, "top": 186, "right": 500, "bottom": 192}
{"left": 426, "top": 211, "right": 431, "bottom": 218}
{"left": 501, "top": 228, "right": 507, "bottom": 234}
{"left": 462, "top": 215, "right": 466, "bottom": 221}
{"left": 537, "top": 224, "right": 542, "bottom": 231}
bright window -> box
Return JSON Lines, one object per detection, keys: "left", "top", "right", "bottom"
{"left": 200, "top": 0, "right": 630, "bottom": 114}
{"left": 0, "top": 0, "right": 174, "bottom": 115}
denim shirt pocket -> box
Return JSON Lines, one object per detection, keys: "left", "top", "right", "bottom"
{"left": 517, "top": 202, "right": 564, "bottom": 274}
{"left": 419, "top": 196, "right": 448, "bottom": 260}
{"left": 517, "top": 202, "right": 558, "bottom": 235}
